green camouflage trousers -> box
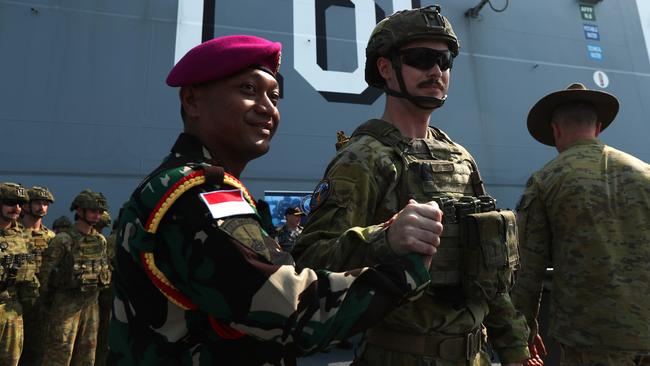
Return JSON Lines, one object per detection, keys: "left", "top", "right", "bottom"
{"left": 94, "top": 288, "right": 112, "bottom": 366}
{"left": 42, "top": 292, "right": 99, "bottom": 366}
{"left": 559, "top": 344, "right": 650, "bottom": 366}
{"left": 352, "top": 342, "right": 492, "bottom": 366}
{"left": 0, "top": 300, "right": 23, "bottom": 366}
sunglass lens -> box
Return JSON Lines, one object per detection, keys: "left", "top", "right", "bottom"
{"left": 401, "top": 48, "right": 453, "bottom": 71}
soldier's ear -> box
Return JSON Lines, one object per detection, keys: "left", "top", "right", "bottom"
{"left": 377, "top": 57, "right": 394, "bottom": 82}
{"left": 180, "top": 86, "right": 201, "bottom": 120}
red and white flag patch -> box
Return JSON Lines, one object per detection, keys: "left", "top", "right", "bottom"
{"left": 199, "top": 189, "right": 255, "bottom": 219}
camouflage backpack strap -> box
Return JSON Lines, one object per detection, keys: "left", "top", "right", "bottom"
{"left": 351, "top": 119, "right": 408, "bottom": 150}
{"left": 138, "top": 164, "right": 252, "bottom": 339}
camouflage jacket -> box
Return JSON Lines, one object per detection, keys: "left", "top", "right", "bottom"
{"left": 275, "top": 224, "right": 303, "bottom": 253}
{"left": 108, "top": 133, "right": 430, "bottom": 366}
{"left": 294, "top": 120, "right": 530, "bottom": 363}
{"left": 511, "top": 138, "right": 650, "bottom": 351}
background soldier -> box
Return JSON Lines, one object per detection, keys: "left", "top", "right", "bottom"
{"left": 19, "top": 186, "right": 56, "bottom": 366}
{"left": 108, "top": 34, "right": 436, "bottom": 365}
{"left": 293, "top": 6, "right": 529, "bottom": 366}
{"left": 94, "top": 210, "right": 115, "bottom": 366}
{"left": 0, "top": 183, "right": 39, "bottom": 366}
{"left": 275, "top": 206, "right": 305, "bottom": 252}
{"left": 512, "top": 83, "right": 650, "bottom": 366}
{"left": 51, "top": 216, "right": 72, "bottom": 234}
{"left": 39, "top": 189, "right": 110, "bottom": 366}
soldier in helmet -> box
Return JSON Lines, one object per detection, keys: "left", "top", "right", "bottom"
{"left": 0, "top": 183, "right": 39, "bottom": 366}
{"left": 19, "top": 186, "right": 56, "bottom": 366}
{"left": 52, "top": 215, "right": 72, "bottom": 234}
{"left": 39, "top": 189, "right": 111, "bottom": 365}
{"left": 293, "top": 5, "right": 530, "bottom": 366}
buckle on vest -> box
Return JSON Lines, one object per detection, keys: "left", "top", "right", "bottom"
{"left": 465, "top": 328, "right": 481, "bottom": 360}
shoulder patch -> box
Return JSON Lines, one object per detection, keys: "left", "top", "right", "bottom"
{"left": 199, "top": 189, "right": 255, "bottom": 219}
{"left": 309, "top": 179, "right": 331, "bottom": 212}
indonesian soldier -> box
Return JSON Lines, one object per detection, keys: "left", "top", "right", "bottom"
{"left": 0, "top": 183, "right": 39, "bottom": 366}
{"left": 19, "top": 186, "right": 56, "bottom": 366}
{"left": 108, "top": 34, "right": 442, "bottom": 365}
{"left": 39, "top": 189, "right": 111, "bottom": 366}
{"left": 511, "top": 83, "right": 650, "bottom": 366}
{"left": 293, "top": 6, "right": 529, "bottom": 366}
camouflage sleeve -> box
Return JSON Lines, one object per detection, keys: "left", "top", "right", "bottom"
{"left": 152, "top": 187, "right": 430, "bottom": 353}
{"left": 38, "top": 234, "right": 67, "bottom": 293}
{"left": 293, "top": 141, "right": 399, "bottom": 271}
{"left": 510, "top": 177, "right": 551, "bottom": 341}
{"left": 483, "top": 292, "right": 530, "bottom": 362}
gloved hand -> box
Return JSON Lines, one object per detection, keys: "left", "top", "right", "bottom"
{"left": 524, "top": 334, "right": 547, "bottom": 366}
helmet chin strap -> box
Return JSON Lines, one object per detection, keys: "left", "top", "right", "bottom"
{"left": 386, "top": 54, "right": 446, "bottom": 110}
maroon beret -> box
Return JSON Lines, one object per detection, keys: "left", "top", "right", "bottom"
{"left": 166, "top": 35, "right": 282, "bottom": 87}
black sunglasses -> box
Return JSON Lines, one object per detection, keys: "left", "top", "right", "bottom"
{"left": 399, "top": 48, "right": 453, "bottom": 71}
{"left": 2, "top": 199, "right": 24, "bottom": 206}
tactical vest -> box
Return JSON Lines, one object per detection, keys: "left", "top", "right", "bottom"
{"left": 53, "top": 229, "right": 111, "bottom": 292}
{"left": 0, "top": 224, "right": 37, "bottom": 299}
{"left": 352, "top": 120, "right": 519, "bottom": 300}
{"left": 28, "top": 226, "right": 55, "bottom": 273}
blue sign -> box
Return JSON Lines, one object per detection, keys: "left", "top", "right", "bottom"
{"left": 583, "top": 24, "right": 600, "bottom": 40}
{"left": 587, "top": 44, "right": 603, "bottom": 60}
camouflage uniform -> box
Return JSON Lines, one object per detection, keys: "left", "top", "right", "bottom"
{"left": 294, "top": 120, "right": 530, "bottom": 365}
{"left": 275, "top": 224, "right": 303, "bottom": 253}
{"left": 20, "top": 224, "right": 55, "bottom": 366}
{"left": 107, "top": 133, "right": 431, "bottom": 365}
{"left": 511, "top": 138, "right": 650, "bottom": 363}
{"left": 20, "top": 186, "right": 56, "bottom": 366}
{"left": 0, "top": 184, "right": 39, "bottom": 366}
{"left": 94, "top": 229, "right": 115, "bottom": 366}
{"left": 40, "top": 190, "right": 110, "bottom": 366}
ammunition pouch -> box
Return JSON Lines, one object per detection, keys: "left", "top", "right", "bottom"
{"left": 0, "top": 253, "right": 37, "bottom": 291}
{"left": 31, "top": 237, "right": 48, "bottom": 273}
{"left": 427, "top": 196, "right": 520, "bottom": 300}
{"left": 461, "top": 209, "right": 519, "bottom": 300}
{"left": 365, "top": 326, "right": 482, "bottom": 361}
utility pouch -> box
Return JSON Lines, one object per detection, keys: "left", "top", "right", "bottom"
{"left": 461, "top": 210, "right": 519, "bottom": 300}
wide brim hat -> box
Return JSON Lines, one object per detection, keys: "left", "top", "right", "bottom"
{"left": 527, "top": 82, "right": 619, "bottom": 146}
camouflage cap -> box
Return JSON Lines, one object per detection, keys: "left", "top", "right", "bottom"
{"left": 365, "top": 5, "right": 459, "bottom": 88}
{"left": 52, "top": 215, "right": 72, "bottom": 230}
{"left": 70, "top": 189, "right": 109, "bottom": 212}
{"left": 27, "top": 186, "right": 55, "bottom": 203}
{"left": 0, "top": 182, "right": 29, "bottom": 203}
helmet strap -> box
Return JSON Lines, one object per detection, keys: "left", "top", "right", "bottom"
{"left": 387, "top": 53, "right": 446, "bottom": 110}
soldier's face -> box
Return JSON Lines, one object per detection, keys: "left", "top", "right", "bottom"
{"left": 390, "top": 40, "right": 451, "bottom": 100}
{"left": 28, "top": 200, "right": 49, "bottom": 217}
{"left": 78, "top": 208, "right": 102, "bottom": 226}
{"left": 185, "top": 68, "right": 280, "bottom": 164}
{"left": 1, "top": 201, "right": 21, "bottom": 222}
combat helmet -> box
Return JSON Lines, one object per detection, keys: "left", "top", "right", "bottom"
{"left": 0, "top": 182, "right": 29, "bottom": 204}
{"left": 365, "top": 5, "right": 459, "bottom": 109}
{"left": 52, "top": 215, "right": 72, "bottom": 231}
{"left": 70, "top": 189, "right": 108, "bottom": 212}
{"left": 27, "top": 186, "right": 55, "bottom": 203}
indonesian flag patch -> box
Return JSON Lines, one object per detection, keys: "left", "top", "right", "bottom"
{"left": 199, "top": 189, "right": 255, "bottom": 219}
